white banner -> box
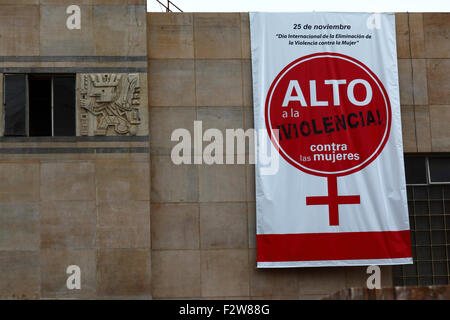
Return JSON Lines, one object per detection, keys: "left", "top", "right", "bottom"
{"left": 250, "top": 12, "right": 413, "bottom": 267}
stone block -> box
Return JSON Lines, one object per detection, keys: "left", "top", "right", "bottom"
{"left": 147, "top": 13, "right": 194, "bottom": 59}
{"left": 97, "top": 201, "right": 150, "bottom": 248}
{"left": 427, "top": 59, "right": 450, "bottom": 105}
{"left": 0, "top": 5, "right": 39, "bottom": 55}
{"left": 40, "top": 162, "right": 95, "bottom": 201}
{"left": 0, "top": 162, "right": 39, "bottom": 202}
{"left": 415, "top": 105, "right": 432, "bottom": 152}
{"left": 242, "top": 60, "right": 253, "bottom": 107}
{"left": 150, "top": 107, "right": 196, "bottom": 156}
{"left": 97, "top": 248, "right": 151, "bottom": 297}
{"left": 201, "top": 249, "right": 249, "bottom": 297}
{"left": 297, "top": 267, "right": 347, "bottom": 296}
{"left": 93, "top": 5, "right": 146, "bottom": 56}
{"left": 152, "top": 250, "right": 201, "bottom": 298}
{"left": 194, "top": 13, "right": 242, "bottom": 59}
{"left": 249, "top": 250, "right": 299, "bottom": 298}
{"left": 200, "top": 203, "right": 247, "bottom": 249}
{"left": 198, "top": 163, "right": 246, "bottom": 202}
{"left": 430, "top": 105, "right": 450, "bottom": 152}
{"left": 151, "top": 203, "right": 199, "bottom": 250}
{"left": 401, "top": 105, "right": 417, "bottom": 152}
{"left": 195, "top": 60, "right": 243, "bottom": 107}
{"left": 151, "top": 155, "right": 198, "bottom": 202}
{"left": 409, "top": 13, "right": 425, "bottom": 58}
{"left": 40, "top": 201, "right": 96, "bottom": 249}
{"left": 424, "top": 13, "right": 450, "bottom": 58}
{"left": 40, "top": 5, "right": 95, "bottom": 56}
{"left": 40, "top": 249, "right": 96, "bottom": 298}
{"left": 0, "top": 251, "right": 40, "bottom": 299}
{"left": 412, "top": 59, "right": 428, "bottom": 105}
{"left": 395, "top": 13, "right": 410, "bottom": 58}
{"left": 148, "top": 60, "right": 196, "bottom": 107}
{"left": 247, "top": 202, "right": 256, "bottom": 249}
{"left": 398, "top": 59, "right": 414, "bottom": 105}
{"left": 0, "top": 203, "right": 39, "bottom": 250}
{"left": 95, "top": 160, "right": 150, "bottom": 201}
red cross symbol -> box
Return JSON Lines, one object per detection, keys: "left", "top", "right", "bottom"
{"left": 306, "top": 175, "right": 360, "bottom": 226}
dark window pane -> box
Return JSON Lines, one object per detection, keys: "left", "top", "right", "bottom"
{"left": 430, "top": 201, "right": 444, "bottom": 215}
{"left": 433, "top": 262, "right": 448, "bottom": 276}
{"left": 416, "top": 216, "right": 430, "bottom": 230}
{"left": 429, "top": 157, "right": 450, "bottom": 183}
{"left": 413, "top": 187, "right": 428, "bottom": 200}
{"left": 431, "top": 216, "right": 445, "bottom": 229}
{"left": 416, "top": 231, "right": 431, "bottom": 245}
{"left": 418, "top": 276, "right": 433, "bottom": 286}
{"left": 29, "top": 75, "right": 52, "bottom": 136}
{"left": 4, "top": 74, "right": 26, "bottom": 136}
{"left": 53, "top": 75, "right": 75, "bottom": 136}
{"left": 405, "top": 156, "right": 427, "bottom": 184}
{"left": 432, "top": 246, "right": 446, "bottom": 260}
{"left": 416, "top": 246, "right": 432, "bottom": 260}
{"left": 404, "top": 277, "right": 418, "bottom": 286}
{"left": 431, "top": 231, "right": 446, "bottom": 245}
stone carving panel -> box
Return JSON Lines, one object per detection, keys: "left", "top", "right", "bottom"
{"left": 79, "top": 73, "right": 141, "bottom": 136}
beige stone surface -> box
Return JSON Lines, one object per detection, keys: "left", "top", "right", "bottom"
{"left": 242, "top": 60, "right": 253, "bottom": 107}
{"left": 97, "top": 201, "right": 150, "bottom": 248}
{"left": 198, "top": 163, "right": 246, "bottom": 202}
{"left": 40, "top": 249, "right": 96, "bottom": 298}
{"left": 97, "top": 249, "right": 151, "bottom": 297}
{"left": 427, "top": 59, "right": 450, "bottom": 105}
{"left": 398, "top": 59, "right": 414, "bottom": 105}
{"left": 0, "top": 162, "right": 40, "bottom": 202}
{"left": 194, "top": 13, "right": 242, "bottom": 59}
{"left": 412, "top": 59, "right": 429, "bottom": 105}
{"left": 414, "top": 105, "right": 432, "bottom": 152}
{"left": 95, "top": 160, "right": 150, "bottom": 201}
{"left": 148, "top": 60, "right": 196, "bottom": 107}
{"left": 150, "top": 107, "right": 196, "bottom": 156}
{"left": 40, "top": 162, "right": 95, "bottom": 201}
{"left": 401, "top": 105, "right": 417, "bottom": 152}
{"left": 0, "top": 5, "right": 39, "bottom": 55}
{"left": 240, "top": 13, "right": 251, "bottom": 59}
{"left": 40, "top": 201, "right": 96, "bottom": 248}
{"left": 201, "top": 249, "right": 249, "bottom": 297}
{"left": 247, "top": 202, "right": 256, "bottom": 249}
{"left": 0, "top": 251, "right": 40, "bottom": 299}
{"left": 409, "top": 13, "right": 426, "bottom": 58}
{"left": 395, "top": 13, "right": 410, "bottom": 59}
{"left": 297, "top": 267, "right": 347, "bottom": 296}
{"left": 196, "top": 60, "right": 243, "bottom": 107}
{"left": 147, "top": 13, "right": 194, "bottom": 59}
{"left": 0, "top": 203, "right": 39, "bottom": 250}
{"left": 93, "top": 5, "right": 147, "bottom": 56}
{"left": 152, "top": 250, "right": 201, "bottom": 298}
{"left": 151, "top": 203, "right": 199, "bottom": 250}
{"left": 40, "top": 5, "right": 94, "bottom": 55}
{"left": 424, "top": 13, "right": 450, "bottom": 58}
{"left": 249, "top": 250, "right": 299, "bottom": 298}
{"left": 151, "top": 155, "right": 198, "bottom": 202}
{"left": 430, "top": 105, "right": 450, "bottom": 151}
{"left": 200, "top": 203, "right": 248, "bottom": 249}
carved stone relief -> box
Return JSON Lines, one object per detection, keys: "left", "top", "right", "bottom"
{"left": 79, "top": 73, "right": 141, "bottom": 136}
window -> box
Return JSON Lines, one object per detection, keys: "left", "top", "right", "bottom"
{"left": 3, "top": 74, "right": 76, "bottom": 136}
{"left": 393, "top": 155, "right": 450, "bottom": 286}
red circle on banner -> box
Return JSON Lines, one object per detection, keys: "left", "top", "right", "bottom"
{"left": 265, "top": 52, "right": 391, "bottom": 177}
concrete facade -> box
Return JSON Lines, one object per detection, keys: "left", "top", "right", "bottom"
{"left": 0, "top": 2, "right": 448, "bottom": 299}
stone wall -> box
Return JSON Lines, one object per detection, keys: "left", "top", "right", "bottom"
{"left": 0, "top": 0, "right": 151, "bottom": 299}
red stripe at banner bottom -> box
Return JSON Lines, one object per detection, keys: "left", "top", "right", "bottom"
{"left": 257, "top": 230, "right": 412, "bottom": 262}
